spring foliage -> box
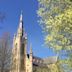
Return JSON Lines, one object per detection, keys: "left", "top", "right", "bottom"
{"left": 37, "top": 0, "right": 72, "bottom": 52}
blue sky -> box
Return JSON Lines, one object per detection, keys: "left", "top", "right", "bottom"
{"left": 0, "top": 0, "right": 55, "bottom": 58}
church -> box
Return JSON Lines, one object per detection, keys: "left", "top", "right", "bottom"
{"left": 11, "top": 12, "right": 58, "bottom": 72}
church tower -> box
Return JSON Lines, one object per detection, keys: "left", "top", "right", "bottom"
{"left": 11, "top": 12, "right": 33, "bottom": 72}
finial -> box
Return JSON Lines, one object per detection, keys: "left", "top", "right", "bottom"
{"left": 14, "top": 33, "right": 16, "bottom": 39}
{"left": 13, "top": 33, "right": 16, "bottom": 41}
{"left": 30, "top": 43, "right": 32, "bottom": 54}
{"left": 20, "top": 10, "right": 23, "bottom": 22}
{"left": 24, "top": 32, "right": 27, "bottom": 39}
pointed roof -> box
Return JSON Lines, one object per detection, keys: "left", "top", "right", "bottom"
{"left": 17, "top": 11, "right": 24, "bottom": 36}
{"left": 19, "top": 11, "right": 23, "bottom": 30}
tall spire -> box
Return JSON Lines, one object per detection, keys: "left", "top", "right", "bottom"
{"left": 17, "top": 11, "right": 23, "bottom": 36}
{"left": 19, "top": 10, "right": 23, "bottom": 28}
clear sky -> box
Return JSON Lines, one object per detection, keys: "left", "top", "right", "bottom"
{"left": 0, "top": 0, "right": 55, "bottom": 58}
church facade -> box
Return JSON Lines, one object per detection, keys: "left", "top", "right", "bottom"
{"left": 11, "top": 12, "right": 58, "bottom": 72}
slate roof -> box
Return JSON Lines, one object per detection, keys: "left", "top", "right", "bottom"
{"left": 29, "top": 55, "right": 58, "bottom": 67}
{"left": 43, "top": 56, "right": 58, "bottom": 65}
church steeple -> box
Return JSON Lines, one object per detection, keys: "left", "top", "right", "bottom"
{"left": 17, "top": 11, "right": 23, "bottom": 36}
{"left": 12, "top": 11, "right": 33, "bottom": 72}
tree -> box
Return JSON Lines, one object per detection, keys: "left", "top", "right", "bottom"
{"left": 37, "top": 0, "right": 72, "bottom": 20}
{"left": 33, "top": 66, "right": 50, "bottom": 72}
{"left": 44, "top": 9, "right": 72, "bottom": 51}
{"left": 37, "top": 0, "right": 72, "bottom": 55}
{"left": 37, "top": 0, "right": 72, "bottom": 51}
{"left": 37, "top": 0, "right": 72, "bottom": 71}
{"left": 0, "top": 33, "right": 12, "bottom": 72}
